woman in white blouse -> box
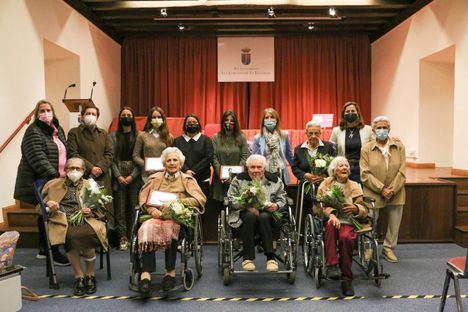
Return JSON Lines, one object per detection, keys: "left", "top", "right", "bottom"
{"left": 330, "top": 101, "right": 372, "bottom": 183}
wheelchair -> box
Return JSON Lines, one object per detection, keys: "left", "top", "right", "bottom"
{"left": 217, "top": 197, "right": 298, "bottom": 285}
{"left": 297, "top": 180, "right": 389, "bottom": 289}
{"left": 128, "top": 205, "right": 203, "bottom": 293}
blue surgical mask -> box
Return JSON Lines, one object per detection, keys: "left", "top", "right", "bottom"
{"left": 376, "top": 129, "right": 389, "bottom": 141}
{"left": 264, "top": 120, "right": 277, "bottom": 131}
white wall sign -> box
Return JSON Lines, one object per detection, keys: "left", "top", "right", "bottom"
{"left": 218, "top": 37, "right": 274, "bottom": 82}
{"left": 312, "top": 114, "right": 334, "bottom": 128}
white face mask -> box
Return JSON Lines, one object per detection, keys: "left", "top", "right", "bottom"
{"left": 39, "top": 112, "right": 53, "bottom": 124}
{"left": 67, "top": 169, "right": 83, "bottom": 183}
{"left": 83, "top": 115, "right": 97, "bottom": 127}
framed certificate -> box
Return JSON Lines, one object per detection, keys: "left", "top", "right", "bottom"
{"left": 220, "top": 165, "right": 244, "bottom": 180}
{"left": 146, "top": 190, "right": 177, "bottom": 207}
{"left": 145, "top": 157, "right": 164, "bottom": 172}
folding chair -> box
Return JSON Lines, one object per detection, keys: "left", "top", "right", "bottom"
{"left": 32, "top": 179, "right": 111, "bottom": 289}
{"left": 440, "top": 248, "right": 468, "bottom": 312}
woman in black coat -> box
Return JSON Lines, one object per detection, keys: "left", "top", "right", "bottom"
{"left": 14, "top": 100, "right": 69, "bottom": 264}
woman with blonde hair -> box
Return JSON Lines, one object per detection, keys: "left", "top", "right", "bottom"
{"left": 251, "top": 108, "right": 294, "bottom": 184}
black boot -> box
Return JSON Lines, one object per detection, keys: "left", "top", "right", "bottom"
{"left": 327, "top": 264, "right": 341, "bottom": 280}
{"left": 161, "top": 275, "right": 176, "bottom": 291}
{"left": 85, "top": 275, "right": 97, "bottom": 294}
{"left": 73, "top": 277, "right": 86, "bottom": 296}
{"left": 341, "top": 280, "right": 355, "bottom": 296}
{"left": 52, "top": 246, "right": 70, "bottom": 266}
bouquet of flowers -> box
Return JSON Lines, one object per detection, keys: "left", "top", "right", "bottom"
{"left": 162, "top": 201, "right": 196, "bottom": 228}
{"left": 139, "top": 201, "right": 196, "bottom": 228}
{"left": 234, "top": 180, "right": 282, "bottom": 222}
{"left": 316, "top": 184, "right": 363, "bottom": 231}
{"left": 304, "top": 153, "right": 334, "bottom": 196}
{"left": 69, "top": 179, "right": 113, "bottom": 226}
{"left": 306, "top": 152, "right": 334, "bottom": 176}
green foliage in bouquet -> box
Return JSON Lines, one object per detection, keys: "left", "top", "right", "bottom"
{"left": 316, "top": 184, "right": 363, "bottom": 230}
{"left": 138, "top": 202, "right": 196, "bottom": 228}
{"left": 304, "top": 153, "right": 334, "bottom": 196}
{"left": 234, "top": 180, "right": 282, "bottom": 222}
{"left": 69, "top": 183, "right": 113, "bottom": 226}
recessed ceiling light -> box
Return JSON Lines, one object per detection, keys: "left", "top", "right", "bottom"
{"left": 178, "top": 24, "right": 185, "bottom": 31}
{"left": 160, "top": 8, "right": 167, "bottom": 17}
{"left": 307, "top": 23, "right": 315, "bottom": 30}
{"left": 328, "top": 7, "right": 337, "bottom": 17}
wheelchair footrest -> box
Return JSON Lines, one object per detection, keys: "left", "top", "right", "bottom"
{"left": 361, "top": 273, "right": 390, "bottom": 280}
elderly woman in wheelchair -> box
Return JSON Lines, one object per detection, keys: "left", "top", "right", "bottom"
{"left": 136, "top": 147, "right": 206, "bottom": 293}
{"left": 41, "top": 157, "right": 108, "bottom": 296}
{"left": 317, "top": 156, "right": 369, "bottom": 296}
{"left": 226, "top": 154, "right": 288, "bottom": 273}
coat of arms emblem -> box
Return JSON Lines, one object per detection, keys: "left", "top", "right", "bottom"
{"left": 241, "top": 48, "right": 251, "bottom": 65}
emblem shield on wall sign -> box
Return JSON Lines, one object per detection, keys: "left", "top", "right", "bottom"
{"left": 241, "top": 48, "right": 251, "bottom": 65}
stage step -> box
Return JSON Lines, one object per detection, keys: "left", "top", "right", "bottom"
{"left": 456, "top": 206, "right": 468, "bottom": 226}
{"left": 458, "top": 191, "right": 468, "bottom": 207}
{"left": 6, "top": 209, "right": 37, "bottom": 227}
{"left": 0, "top": 225, "right": 38, "bottom": 248}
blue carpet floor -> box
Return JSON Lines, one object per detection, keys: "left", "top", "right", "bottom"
{"left": 15, "top": 243, "right": 468, "bottom": 311}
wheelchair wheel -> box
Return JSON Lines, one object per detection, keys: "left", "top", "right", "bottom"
{"left": 223, "top": 267, "right": 232, "bottom": 286}
{"left": 183, "top": 268, "right": 195, "bottom": 291}
{"left": 287, "top": 271, "right": 296, "bottom": 285}
{"left": 194, "top": 215, "right": 203, "bottom": 278}
{"left": 314, "top": 266, "right": 322, "bottom": 289}
{"left": 217, "top": 210, "right": 226, "bottom": 273}
{"left": 310, "top": 216, "right": 324, "bottom": 289}
{"left": 303, "top": 214, "right": 314, "bottom": 274}
{"left": 371, "top": 239, "right": 382, "bottom": 287}
{"left": 128, "top": 236, "right": 141, "bottom": 292}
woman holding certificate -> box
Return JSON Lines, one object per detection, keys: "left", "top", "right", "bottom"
{"left": 137, "top": 147, "right": 206, "bottom": 293}
{"left": 133, "top": 107, "right": 173, "bottom": 182}
{"left": 212, "top": 111, "right": 250, "bottom": 205}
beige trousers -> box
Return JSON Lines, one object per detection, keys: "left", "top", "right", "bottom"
{"left": 372, "top": 204, "right": 404, "bottom": 250}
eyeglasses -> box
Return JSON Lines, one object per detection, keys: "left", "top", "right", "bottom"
{"left": 66, "top": 166, "right": 84, "bottom": 171}
{"left": 306, "top": 132, "right": 321, "bottom": 137}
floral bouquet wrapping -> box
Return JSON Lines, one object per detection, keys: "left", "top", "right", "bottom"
{"left": 138, "top": 201, "right": 196, "bottom": 251}
{"left": 0, "top": 231, "right": 20, "bottom": 272}
{"left": 316, "top": 184, "right": 364, "bottom": 231}
{"left": 69, "top": 179, "right": 113, "bottom": 226}
{"left": 304, "top": 153, "right": 334, "bottom": 196}
{"left": 234, "top": 179, "right": 282, "bottom": 222}
{"left": 306, "top": 152, "right": 334, "bottom": 176}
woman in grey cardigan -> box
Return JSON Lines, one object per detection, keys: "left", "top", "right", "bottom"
{"left": 109, "top": 107, "right": 141, "bottom": 251}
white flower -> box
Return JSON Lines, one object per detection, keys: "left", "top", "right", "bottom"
{"left": 249, "top": 187, "right": 257, "bottom": 195}
{"left": 315, "top": 159, "right": 327, "bottom": 168}
{"left": 171, "top": 202, "right": 184, "bottom": 215}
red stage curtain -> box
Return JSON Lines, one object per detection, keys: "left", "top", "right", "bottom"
{"left": 122, "top": 35, "right": 370, "bottom": 130}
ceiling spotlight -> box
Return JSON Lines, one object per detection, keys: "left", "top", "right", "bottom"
{"left": 160, "top": 8, "right": 167, "bottom": 17}
{"left": 178, "top": 24, "right": 185, "bottom": 31}
{"left": 307, "top": 23, "right": 315, "bottom": 30}
{"left": 328, "top": 7, "right": 337, "bottom": 17}
{"left": 267, "top": 7, "right": 275, "bottom": 18}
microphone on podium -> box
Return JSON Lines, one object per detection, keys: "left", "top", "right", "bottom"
{"left": 63, "top": 83, "right": 76, "bottom": 99}
{"left": 90, "top": 81, "right": 97, "bottom": 99}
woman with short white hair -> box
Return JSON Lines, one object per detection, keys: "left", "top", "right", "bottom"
{"left": 360, "top": 116, "right": 406, "bottom": 263}
{"left": 317, "top": 156, "right": 368, "bottom": 296}
{"left": 137, "top": 147, "right": 206, "bottom": 293}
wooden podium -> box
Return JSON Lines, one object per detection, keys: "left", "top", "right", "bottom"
{"left": 62, "top": 99, "right": 94, "bottom": 113}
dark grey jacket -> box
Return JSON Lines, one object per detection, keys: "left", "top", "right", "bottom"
{"left": 227, "top": 171, "right": 287, "bottom": 228}
{"left": 14, "top": 119, "right": 67, "bottom": 204}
